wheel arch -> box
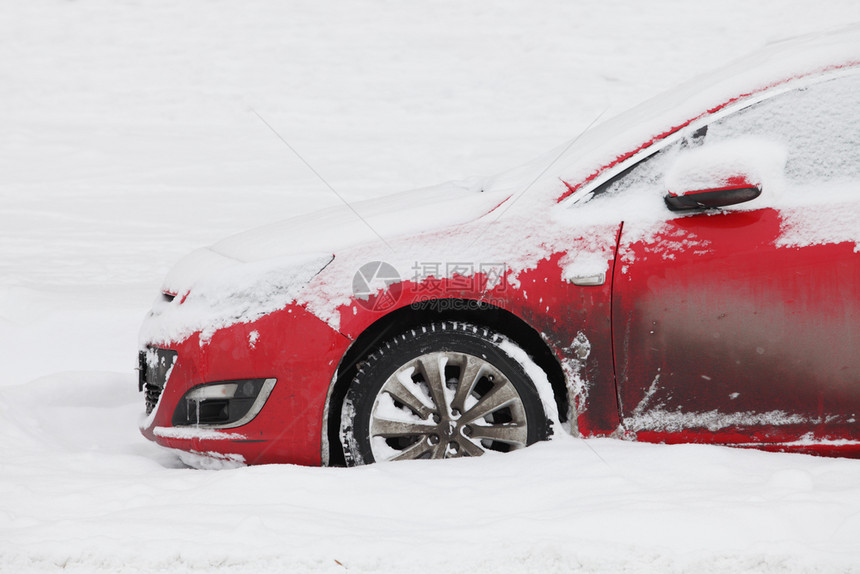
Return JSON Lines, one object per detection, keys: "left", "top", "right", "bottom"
{"left": 323, "top": 298, "right": 569, "bottom": 466}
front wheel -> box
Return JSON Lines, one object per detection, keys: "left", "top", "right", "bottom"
{"left": 340, "top": 322, "right": 550, "bottom": 465}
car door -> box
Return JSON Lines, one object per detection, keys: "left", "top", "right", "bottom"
{"left": 608, "top": 70, "right": 860, "bottom": 447}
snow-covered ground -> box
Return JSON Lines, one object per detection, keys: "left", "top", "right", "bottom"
{"left": 2, "top": 1, "right": 859, "bottom": 572}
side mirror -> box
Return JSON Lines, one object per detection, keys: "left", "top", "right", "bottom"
{"left": 664, "top": 176, "right": 761, "bottom": 211}
{"left": 663, "top": 138, "right": 786, "bottom": 212}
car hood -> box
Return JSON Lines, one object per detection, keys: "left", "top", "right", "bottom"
{"left": 161, "top": 176, "right": 516, "bottom": 296}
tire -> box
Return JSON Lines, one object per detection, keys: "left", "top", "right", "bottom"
{"left": 340, "top": 321, "right": 550, "bottom": 466}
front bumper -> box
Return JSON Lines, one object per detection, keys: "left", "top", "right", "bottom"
{"left": 139, "top": 304, "right": 351, "bottom": 466}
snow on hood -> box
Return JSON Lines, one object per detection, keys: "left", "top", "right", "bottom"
{"left": 211, "top": 176, "right": 496, "bottom": 261}
{"left": 161, "top": 176, "right": 503, "bottom": 296}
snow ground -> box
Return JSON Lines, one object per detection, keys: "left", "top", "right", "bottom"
{"left": 1, "top": 1, "right": 859, "bottom": 572}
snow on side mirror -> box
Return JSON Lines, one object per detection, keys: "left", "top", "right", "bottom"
{"left": 663, "top": 137, "right": 787, "bottom": 212}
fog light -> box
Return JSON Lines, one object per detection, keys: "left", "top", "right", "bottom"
{"left": 172, "top": 378, "right": 276, "bottom": 429}
{"left": 186, "top": 383, "right": 239, "bottom": 401}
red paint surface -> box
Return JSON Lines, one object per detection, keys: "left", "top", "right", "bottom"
{"left": 141, "top": 305, "right": 351, "bottom": 465}
{"left": 330, "top": 224, "right": 623, "bottom": 434}
{"left": 613, "top": 208, "right": 860, "bottom": 446}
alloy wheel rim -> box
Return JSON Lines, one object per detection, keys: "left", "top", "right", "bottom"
{"left": 369, "top": 351, "right": 529, "bottom": 461}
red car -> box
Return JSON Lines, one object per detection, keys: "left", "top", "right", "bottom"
{"left": 139, "top": 27, "right": 860, "bottom": 467}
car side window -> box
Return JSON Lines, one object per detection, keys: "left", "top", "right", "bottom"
{"left": 584, "top": 70, "right": 860, "bottom": 208}
{"left": 705, "top": 71, "right": 860, "bottom": 188}
{"left": 586, "top": 142, "right": 681, "bottom": 202}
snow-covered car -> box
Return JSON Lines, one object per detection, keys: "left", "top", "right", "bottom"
{"left": 139, "top": 27, "right": 860, "bottom": 467}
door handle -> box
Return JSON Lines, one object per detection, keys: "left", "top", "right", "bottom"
{"left": 569, "top": 273, "right": 606, "bottom": 286}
